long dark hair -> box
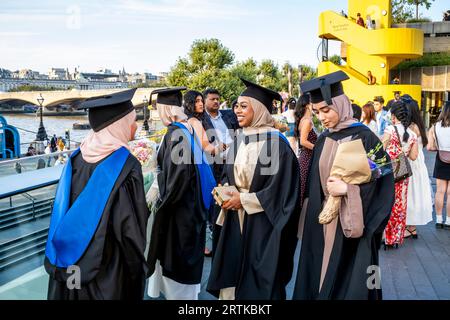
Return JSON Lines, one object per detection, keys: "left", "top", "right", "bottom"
{"left": 294, "top": 93, "right": 310, "bottom": 138}
{"left": 183, "top": 90, "right": 204, "bottom": 120}
{"left": 437, "top": 101, "right": 450, "bottom": 128}
{"left": 390, "top": 100, "right": 412, "bottom": 142}
{"left": 402, "top": 95, "right": 428, "bottom": 147}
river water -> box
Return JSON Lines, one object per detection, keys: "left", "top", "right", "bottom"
{"left": 1, "top": 113, "right": 161, "bottom": 153}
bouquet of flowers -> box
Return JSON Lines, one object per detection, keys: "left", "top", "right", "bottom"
{"left": 272, "top": 114, "right": 289, "bottom": 132}
{"left": 129, "top": 138, "right": 158, "bottom": 197}
{"left": 318, "top": 140, "right": 391, "bottom": 225}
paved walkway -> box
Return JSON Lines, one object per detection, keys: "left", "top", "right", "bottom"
{"left": 1, "top": 151, "right": 449, "bottom": 300}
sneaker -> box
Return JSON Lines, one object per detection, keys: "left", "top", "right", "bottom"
{"left": 444, "top": 219, "right": 450, "bottom": 229}
{"left": 436, "top": 215, "right": 444, "bottom": 228}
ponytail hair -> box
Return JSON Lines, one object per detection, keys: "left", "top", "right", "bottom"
{"left": 390, "top": 100, "right": 412, "bottom": 142}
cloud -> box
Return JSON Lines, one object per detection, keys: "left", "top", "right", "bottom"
{"left": 0, "top": 31, "right": 41, "bottom": 37}
{"left": 115, "top": 0, "right": 255, "bottom": 20}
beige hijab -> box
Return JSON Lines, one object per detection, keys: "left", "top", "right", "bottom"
{"left": 157, "top": 103, "right": 191, "bottom": 127}
{"left": 321, "top": 94, "right": 357, "bottom": 133}
{"left": 80, "top": 110, "right": 136, "bottom": 163}
{"left": 238, "top": 96, "right": 275, "bottom": 135}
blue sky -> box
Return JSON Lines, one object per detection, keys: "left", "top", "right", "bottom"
{"left": 0, "top": 0, "right": 448, "bottom": 75}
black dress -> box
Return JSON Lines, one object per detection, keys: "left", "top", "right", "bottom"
{"left": 146, "top": 124, "right": 209, "bottom": 285}
{"left": 45, "top": 152, "right": 150, "bottom": 300}
{"left": 207, "top": 132, "right": 301, "bottom": 300}
{"left": 293, "top": 125, "right": 395, "bottom": 300}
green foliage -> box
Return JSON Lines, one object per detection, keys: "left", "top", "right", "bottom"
{"left": 166, "top": 38, "right": 317, "bottom": 102}
{"left": 392, "top": 0, "right": 414, "bottom": 23}
{"left": 406, "top": 0, "right": 434, "bottom": 19}
{"left": 396, "top": 52, "right": 450, "bottom": 70}
{"left": 406, "top": 17, "right": 432, "bottom": 22}
{"left": 8, "top": 85, "right": 61, "bottom": 92}
{"left": 329, "top": 55, "right": 342, "bottom": 66}
{"left": 392, "top": 0, "right": 435, "bottom": 22}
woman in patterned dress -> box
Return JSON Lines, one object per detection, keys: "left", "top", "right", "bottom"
{"left": 382, "top": 100, "right": 418, "bottom": 248}
{"left": 295, "top": 93, "right": 318, "bottom": 205}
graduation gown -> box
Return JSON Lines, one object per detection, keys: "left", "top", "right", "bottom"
{"left": 293, "top": 125, "right": 395, "bottom": 300}
{"left": 45, "top": 148, "right": 150, "bottom": 300}
{"left": 147, "top": 123, "right": 213, "bottom": 285}
{"left": 207, "top": 130, "right": 301, "bottom": 300}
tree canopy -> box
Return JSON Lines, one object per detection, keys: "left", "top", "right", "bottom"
{"left": 166, "top": 38, "right": 317, "bottom": 102}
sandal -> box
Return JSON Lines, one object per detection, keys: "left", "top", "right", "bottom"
{"left": 404, "top": 227, "right": 418, "bottom": 239}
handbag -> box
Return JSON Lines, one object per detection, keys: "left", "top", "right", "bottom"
{"left": 392, "top": 126, "right": 413, "bottom": 182}
{"left": 434, "top": 125, "right": 450, "bottom": 164}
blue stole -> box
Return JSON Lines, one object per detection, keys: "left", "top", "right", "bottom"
{"left": 172, "top": 122, "right": 216, "bottom": 210}
{"left": 349, "top": 122, "right": 366, "bottom": 128}
{"left": 45, "top": 147, "right": 130, "bottom": 268}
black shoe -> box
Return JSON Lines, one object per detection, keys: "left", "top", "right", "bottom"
{"left": 383, "top": 242, "right": 399, "bottom": 250}
{"left": 436, "top": 222, "right": 445, "bottom": 229}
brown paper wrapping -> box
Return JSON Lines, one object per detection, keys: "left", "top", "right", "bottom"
{"left": 319, "top": 139, "right": 371, "bottom": 225}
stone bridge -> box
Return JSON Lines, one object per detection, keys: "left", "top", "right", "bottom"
{"left": 0, "top": 88, "right": 160, "bottom": 110}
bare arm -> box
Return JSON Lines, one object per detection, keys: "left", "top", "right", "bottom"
{"left": 188, "top": 118, "right": 218, "bottom": 155}
{"left": 408, "top": 139, "right": 419, "bottom": 161}
{"left": 299, "top": 119, "right": 314, "bottom": 150}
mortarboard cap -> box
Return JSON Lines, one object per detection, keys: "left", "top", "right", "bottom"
{"left": 79, "top": 88, "right": 136, "bottom": 132}
{"left": 299, "top": 71, "right": 349, "bottom": 105}
{"left": 240, "top": 78, "right": 282, "bottom": 112}
{"left": 150, "top": 87, "right": 186, "bottom": 107}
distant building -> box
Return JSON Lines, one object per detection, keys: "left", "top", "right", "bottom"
{"left": 392, "top": 21, "right": 450, "bottom": 126}
{"left": 127, "top": 72, "right": 158, "bottom": 85}
{"left": 48, "top": 68, "right": 69, "bottom": 80}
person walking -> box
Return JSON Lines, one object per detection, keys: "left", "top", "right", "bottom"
{"left": 295, "top": 93, "right": 317, "bottom": 205}
{"left": 403, "top": 96, "right": 433, "bottom": 238}
{"left": 382, "top": 100, "right": 418, "bottom": 248}
{"left": 428, "top": 101, "right": 450, "bottom": 228}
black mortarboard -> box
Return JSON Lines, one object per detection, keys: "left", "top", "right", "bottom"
{"left": 79, "top": 88, "right": 136, "bottom": 132}
{"left": 150, "top": 87, "right": 186, "bottom": 107}
{"left": 239, "top": 78, "right": 282, "bottom": 112}
{"left": 299, "top": 71, "right": 349, "bottom": 105}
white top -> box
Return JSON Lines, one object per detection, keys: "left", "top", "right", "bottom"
{"left": 435, "top": 122, "right": 450, "bottom": 151}
{"left": 385, "top": 124, "right": 417, "bottom": 153}
{"left": 206, "top": 111, "right": 234, "bottom": 146}
{"left": 364, "top": 120, "right": 378, "bottom": 134}
{"left": 282, "top": 109, "right": 296, "bottom": 123}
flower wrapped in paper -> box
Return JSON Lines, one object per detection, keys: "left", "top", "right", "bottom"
{"left": 272, "top": 114, "right": 289, "bottom": 132}
{"left": 129, "top": 138, "right": 158, "bottom": 195}
{"left": 319, "top": 139, "right": 372, "bottom": 225}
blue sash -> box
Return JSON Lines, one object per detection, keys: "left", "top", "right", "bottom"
{"left": 45, "top": 147, "right": 130, "bottom": 268}
{"left": 270, "top": 130, "right": 290, "bottom": 145}
{"left": 172, "top": 122, "right": 216, "bottom": 210}
{"left": 350, "top": 122, "right": 366, "bottom": 128}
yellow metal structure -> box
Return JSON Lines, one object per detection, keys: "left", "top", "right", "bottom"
{"left": 318, "top": 0, "right": 423, "bottom": 106}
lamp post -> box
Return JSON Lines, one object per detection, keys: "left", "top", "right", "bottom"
{"left": 35, "top": 93, "right": 47, "bottom": 142}
{"left": 142, "top": 96, "right": 149, "bottom": 133}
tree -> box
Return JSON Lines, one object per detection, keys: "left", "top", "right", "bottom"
{"left": 406, "top": 0, "right": 434, "bottom": 20}
{"left": 166, "top": 38, "right": 234, "bottom": 89}
{"left": 257, "top": 60, "right": 283, "bottom": 92}
{"left": 392, "top": 0, "right": 414, "bottom": 23}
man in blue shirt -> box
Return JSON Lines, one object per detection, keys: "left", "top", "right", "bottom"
{"left": 202, "top": 88, "right": 239, "bottom": 257}
{"left": 374, "top": 96, "right": 390, "bottom": 137}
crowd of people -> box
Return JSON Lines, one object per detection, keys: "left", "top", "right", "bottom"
{"left": 42, "top": 70, "right": 450, "bottom": 301}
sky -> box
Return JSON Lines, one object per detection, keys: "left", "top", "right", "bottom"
{"left": 0, "top": 0, "right": 448, "bottom": 75}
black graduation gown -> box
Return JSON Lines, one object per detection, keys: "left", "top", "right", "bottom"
{"left": 146, "top": 124, "right": 208, "bottom": 284}
{"left": 45, "top": 152, "right": 150, "bottom": 300}
{"left": 207, "top": 132, "right": 301, "bottom": 300}
{"left": 293, "top": 125, "right": 395, "bottom": 300}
